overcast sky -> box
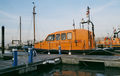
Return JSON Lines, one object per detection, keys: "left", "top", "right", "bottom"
{"left": 0, "top": 0, "right": 120, "bottom": 44}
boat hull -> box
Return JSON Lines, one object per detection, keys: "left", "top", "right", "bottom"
{"left": 34, "top": 48, "right": 114, "bottom": 55}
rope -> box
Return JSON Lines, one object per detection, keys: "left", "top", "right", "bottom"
{"left": 104, "top": 50, "right": 120, "bottom": 55}
{"left": 87, "top": 50, "right": 97, "bottom": 55}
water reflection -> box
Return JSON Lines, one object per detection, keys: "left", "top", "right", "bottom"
{"left": 20, "top": 64, "right": 120, "bottom": 76}
{"left": 53, "top": 65, "right": 104, "bottom": 76}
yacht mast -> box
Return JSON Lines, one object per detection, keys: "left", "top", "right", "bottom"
{"left": 19, "top": 16, "right": 21, "bottom": 44}
{"left": 33, "top": 2, "right": 36, "bottom": 43}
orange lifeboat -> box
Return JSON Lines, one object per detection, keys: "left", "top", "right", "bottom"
{"left": 34, "top": 6, "right": 95, "bottom": 54}
{"left": 97, "top": 29, "right": 120, "bottom": 50}
{"left": 34, "top": 29, "right": 95, "bottom": 53}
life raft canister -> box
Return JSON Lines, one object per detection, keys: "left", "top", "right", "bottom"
{"left": 104, "top": 37, "right": 110, "bottom": 45}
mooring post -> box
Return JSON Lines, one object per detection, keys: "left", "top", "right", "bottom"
{"left": 68, "top": 50, "right": 71, "bottom": 55}
{"left": 1, "top": 26, "right": 5, "bottom": 54}
{"left": 28, "top": 48, "right": 33, "bottom": 63}
{"left": 68, "top": 42, "right": 72, "bottom": 55}
{"left": 58, "top": 45, "right": 61, "bottom": 55}
{"left": 48, "top": 42, "right": 50, "bottom": 55}
{"left": 12, "top": 49, "right": 18, "bottom": 66}
{"left": 48, "top": 51, "right": 50, "bottom": 55}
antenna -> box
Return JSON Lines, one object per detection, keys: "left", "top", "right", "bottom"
{"left": 73, "top": 19, "right": 75, "bottom": 29}
{"left": 33, "top": 1, "right": 36, "bottom": 43}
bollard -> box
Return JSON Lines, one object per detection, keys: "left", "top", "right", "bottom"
{"left": 48, "top": 42, "right": 50, "bottom": 55}
{"left": 68, "top": 51, "right": 71, "bottom": 55}
{"left": 48, "top": 51, "right": 50, "bottom": 55}
{"left": 12, "top": 49, "right": 18, "bottom": 66}
{"left": 58, "top": 45, "right": 61, "bottom": 55}
{"left": 28, "top": 48, "right": 33, "bottom": 63}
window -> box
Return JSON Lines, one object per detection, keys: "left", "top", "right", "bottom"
{"left": 67, "top": 32, "right": 72, "bottom": 39}
{"left": 46, "top": 34, "right": 55, "bottom": 41}
{"left": 56, "top": 34, "right": 60, "bottom": 40}
{"left": 61, "top": 33, "right": 66, "bottom": 40}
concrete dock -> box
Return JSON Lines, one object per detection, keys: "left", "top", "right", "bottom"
{"left": 61, "top": 55, "right": 120, "bottom": 67}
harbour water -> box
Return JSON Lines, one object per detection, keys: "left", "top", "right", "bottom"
{"left": 20, "top": 64, "right": 120, "bottom": 76}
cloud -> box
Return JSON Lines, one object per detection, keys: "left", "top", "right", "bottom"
{"left": 92, "top": 1, "right": 116, "bottom": 14}
{"left": 0, "top": 10, "right": 17, "bottom": 19}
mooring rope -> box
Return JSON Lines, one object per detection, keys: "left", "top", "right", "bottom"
{"left": 104, "top": 50, "right": 120, "bottom": 55}
{"left": 87, "top": 50, "right": 97, "bottom": 55}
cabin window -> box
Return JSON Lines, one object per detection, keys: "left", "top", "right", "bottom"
{"left": 56, "top": 34, "right": 60, "bottom": 40}
{"left": 46, "top": 34, "right": 55, "bottom": 41}
{"left": 61, "top": 33, "right": 66, "bottom": 40}
{"left": 67, "top": 32, "right": 72, "bottom": 39}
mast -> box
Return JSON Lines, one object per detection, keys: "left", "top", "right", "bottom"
{"left": 86, "top": 6, "right": 90, "bottom": 48}
{"left": 19, "top": 16, "right": 21, "bottom": 44}
{"left": 73, "top": 19, "right": 77, "bottom": 46}
{"left": 87, "top": 6, "right": 95, "bottom": 48}
{"left": 86, "top": 6, "right": 90, "bottom": 23}
{"left": 33, "top": 2, "right": 36, "bottom": 43}
{"left": 73, "top": 19, "right": 75, "bottom": 29}
{"left": 80, "top": 6, "right": 95, "bottom": 48}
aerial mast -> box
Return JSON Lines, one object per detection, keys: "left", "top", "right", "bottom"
{"left": 33, "top": 2, "right": 36, "bottom": 43}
